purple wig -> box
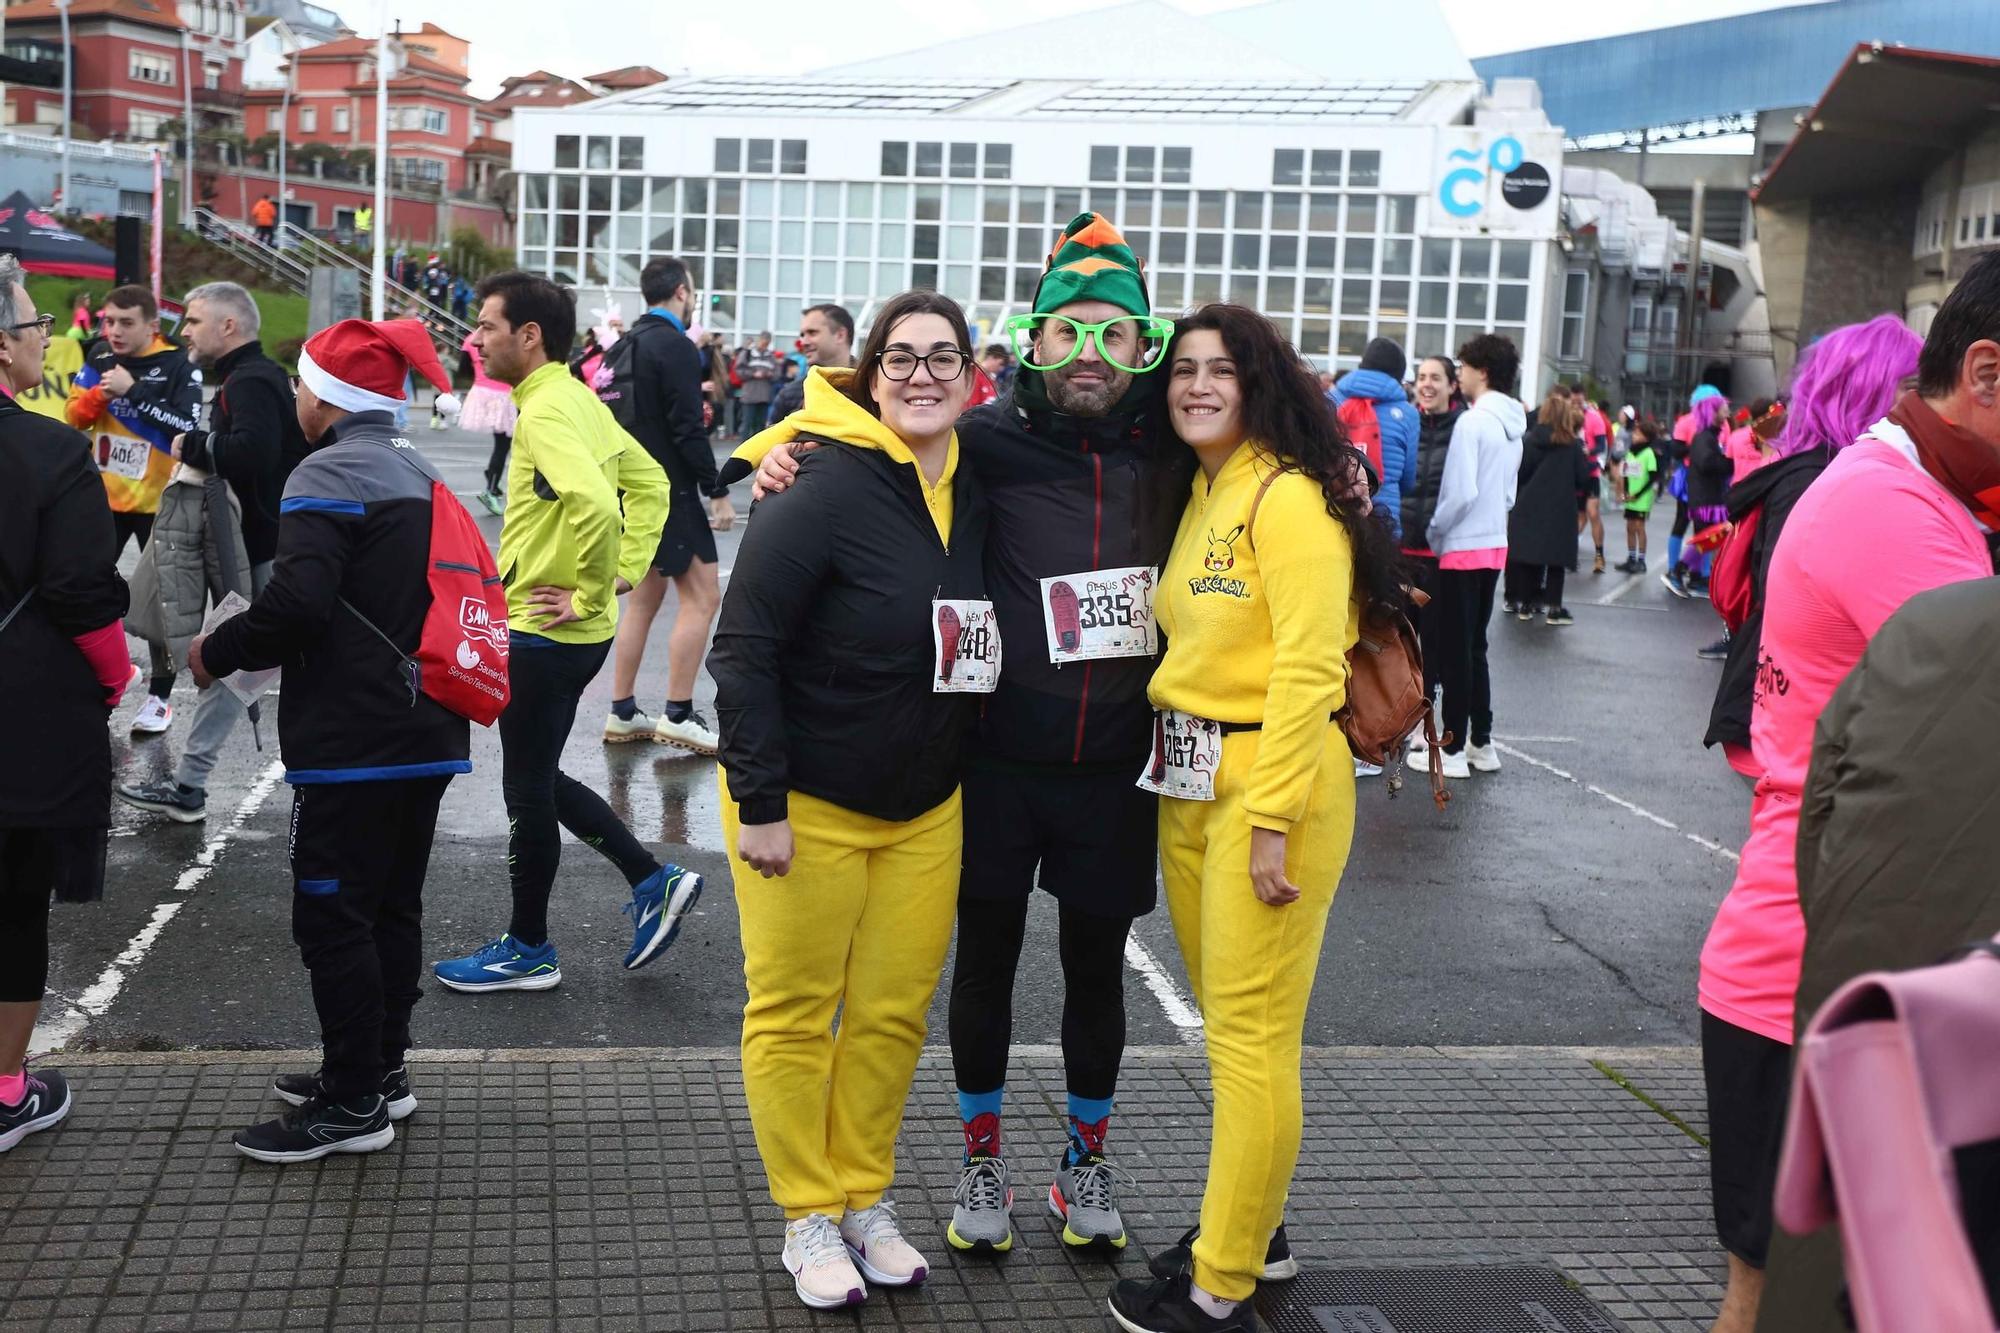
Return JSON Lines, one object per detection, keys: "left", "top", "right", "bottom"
{"left": 1690, "top": 393, "right": 1729, "bottom": 435}
{"left": 1774, "top": 314, "right": 1921, "bottom": 458}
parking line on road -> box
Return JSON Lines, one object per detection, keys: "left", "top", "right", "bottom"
{"left": 1492, "top": 742, "right": 1741, "bottom": 865}
{"left": 1593, "top": 573, "right": 1648, "bottom": 606}
{"left": 31, "top": 759, "right": 287, "bottom": 1056}
{"left": 1124, "top": 936, "right": 1204, "bottom": 1046}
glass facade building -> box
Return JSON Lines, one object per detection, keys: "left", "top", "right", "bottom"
{"left": 512, "top": 74, "right": 1567, "bottom": 378}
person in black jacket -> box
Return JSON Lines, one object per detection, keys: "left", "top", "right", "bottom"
{"left": 1401, "top": 354, "right": 1460, "bottom": 770}
{"left": 743, "top": 214, "right": 1192, "bottom": 1256}
{"left": 601, "top": 257, "right": 737, "bottom": 753}
{"left": 0, "top": 261, "right": 132, "bottom": 1155}
{"left": 708, "top": 291, "right": 987, "bottom": 1309}
{"left": 190, "top": 318, "right": 472, "bottom": 1165}
{"left": 1664, "top": 394, "right": 1732, "bottom": 599}
{"left": 1505, "top": 388, "right": 1593, "bottom": 625}
{"left": 117, "top": 282, "right": 305, "bottom": 823}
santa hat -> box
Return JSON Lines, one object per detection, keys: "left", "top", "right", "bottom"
{"left": 299, "top": 318, "right": 460, "bottom": 418}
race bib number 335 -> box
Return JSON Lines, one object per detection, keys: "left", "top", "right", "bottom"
{"left": 1041, "top": 566, "right": 1158, "bottom": 663}
{"left": 932, "top": 598, "right": 1001, "bottom": 694}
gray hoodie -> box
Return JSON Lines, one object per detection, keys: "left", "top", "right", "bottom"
{"left": 1427, "top": 390, "right": 1526, "bottom": 557}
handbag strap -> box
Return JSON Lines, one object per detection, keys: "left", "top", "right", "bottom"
{"left": 0, "top": 586, "right": 35, "bottom": 635}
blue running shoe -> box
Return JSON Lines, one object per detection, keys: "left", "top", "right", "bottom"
{"left": 623, "top": 865, "right": 703, "bottom": 971}
{"left": 433, "top": 935, "right": 561, "bottom": 993}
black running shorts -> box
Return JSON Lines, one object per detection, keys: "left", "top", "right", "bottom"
{"left": 1701, "top": 1009, "right": 1792, "bottom": 1269}
{"left": 960, "top": 760, "right": 1158, "bottom": 918}
{"left": 652, "top": 491, "right": 718, "bottom": 578}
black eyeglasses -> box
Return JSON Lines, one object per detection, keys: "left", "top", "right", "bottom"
{"left": 4, "top": 314, "right": 54, "bottom": 338}
{"left": 876, "top": 348, "right": 968, "bottom": 382}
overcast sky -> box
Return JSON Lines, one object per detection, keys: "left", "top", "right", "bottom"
{"left": 371, "top": 0, "right": 1823, "bottom": 99}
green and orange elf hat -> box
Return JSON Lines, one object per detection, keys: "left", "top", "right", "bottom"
{"left": 1034, "top": 213, "right": 1152, "bottom": 318}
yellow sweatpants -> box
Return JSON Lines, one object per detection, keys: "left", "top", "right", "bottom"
{"left": 1158, "top": 725, "right": 1355, "bottom": 1302}
{"left": 721, "top": 776, "right": 962, "bottom": 1221}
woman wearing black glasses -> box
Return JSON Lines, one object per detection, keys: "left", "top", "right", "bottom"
{"left": 708, "top": 290, "right": 991, "bottom": 1312}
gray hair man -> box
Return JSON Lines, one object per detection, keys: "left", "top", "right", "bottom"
{"left": 116, "top": 282, "right": 307, "bottom": 824}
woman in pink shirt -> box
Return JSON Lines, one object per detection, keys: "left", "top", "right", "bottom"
{"left": 1696, "top": 264, "right": 2000, "bottom": 1333}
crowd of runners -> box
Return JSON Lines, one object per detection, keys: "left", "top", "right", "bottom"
{"left": 5, "top": 202, "right": 2000, "bottom": 1332}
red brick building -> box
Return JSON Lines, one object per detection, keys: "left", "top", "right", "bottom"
{"left": 3, "top": 0, "right": 247, "bottom": 142}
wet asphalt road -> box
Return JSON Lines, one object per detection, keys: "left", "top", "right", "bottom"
{"left": 36, "top": 425, "right": 1749, "bottom": 1059}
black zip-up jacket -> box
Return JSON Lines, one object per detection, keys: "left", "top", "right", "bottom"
{"left": 622, "top": 312, "right": 726, "bottom": 500}
{"left": 1400, "top": 407, "right": 1460, "bottom": 553}
{"left": 200, "top": 411, "right": 471, "bottom": 784}
{"left": 175, "top": 340, "right": 305, "bottom": 564}
{"left": 709, "top": 439, "right": 989, "bottom": 825}
{"left": 958, "top": 386, "right": 1191, "bottom": 770}
{"left": 1704, "top": 446, "right": 1832, "bottom": 752}
{"left": 1687, "top": 428, "right": 1733, "bottom": 510}
{"left": 0, "top": 399, "right": 127, "bottom": 829}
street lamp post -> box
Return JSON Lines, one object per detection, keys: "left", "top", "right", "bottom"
{"left": 277, "top": 35, "right": 295, "bottom": 245}
{"left": 54, "top": 0, "right": 72, "bottom": 212}
{"left": 180, "top": 28, "right": 196, "bottom": 227}
{"left": 370, "top": 4, "right": 389, "bottom": 319}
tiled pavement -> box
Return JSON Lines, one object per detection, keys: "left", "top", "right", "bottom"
{"left": 0, "top": 1046, "right": 1718, "bottom": 1332}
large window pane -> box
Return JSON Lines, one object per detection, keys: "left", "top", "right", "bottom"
{"left": 682, "top": 179, "right": 708, "bottom": 213}
{"left": 846, "top": 183, "right": 876, "bottom": 218}
{"left": 1497, "top": 240, "right": 1533, "bottom": 280}
{"left": 948, "top": 186, "right": 977, "bottom": 222}
{"left": 1157, "top": 233, "right": 1187, "bottom": 265}
{"left": 946, "top": 227, "right": 974, "bottom": 261}
{"left": 1232, "top": 234, "right": 1261, "bottom": 269}
{"left": 1054, "top": 188, "right": 1083, "bottom": 216}
{"left": 715, "top": 180, "right": 741, "bottom": 216}
{"left": 555, "top": 136, "right": 579, "bottom": 169}
{"left": 980, "top": 266, "right": 1007, "bottom": 301}
{"left": 1456, "top": 283, "right": 1489, "bottom": 321}
{"left": 1272, "top": 149, "right": 1303, "bottom": 187}
{"left": 558, "top": 177, "right": 580, "bottom": 210}
{"left": 915, "top": 185, "right": 943, "bottom": 221}
{"left": 1418, "top": 281, "right": 1449, "bottom": 318}
{"left": 1461, "top": 238, "right": 1494, "bottom": 278}
{"left": 780, "top": 140, "right": 807, "bottom": 174}
{"left": 983, "top": 190, "right": 1011, "bottom": 223}
{"left": 1195, "top": 232, "right": 1224, "bottom": 266}
{"left": 1309, "top": 148, "right": 1341, "bottom": 188}
{"left": 1192, "top": 272, "right": 1221, "bottom": 305}
{"left": 1343, "top": 238, "right": 1374, "bottom": 275}
{"left": 745, "top": 220, "right": 772, "bottom": 254}
{"left": 982, "top": 227, "right": 1009, "bottom": 260}
{"left": 586, "top": 136, "right": 612, "bottom": 169}
{"left": 813, "top": 221, "right": 839, "bottom": 254}
{"left": 1197, "top": 191, "right": 1225, "bottom": 228}
{"left": 1090, "top": 146, "right": 1119, "bottom": 183}
{"left": 1381, "top": 238, "right": 1413, "bottom": 275}
{"left": 879, "top": 225, "right": 907, "bottom": 259}
{"left": 983, "top": 143, "right": 1012, "bottom": 180}
{"left": 780, "top": 182, "right": 807, "bottom": 217}
{"left": 1346, "top": 195, "right": 1378, "bottom": 234}
{"left": 714, "top": 219, "right": 739, "bottom": 252}
{"left": 779, "top": 221, "right": 805, "bottom": 254}
{"left": 1384, "top": 194, "right": 1417, "bottom": 233}
{"left": 880, "top": 142, "right": 908, "bottom": 176}
{"left": 1349, "top": 150, "right": 1381, "bottom": 188}
{"left": 747, "top": 139, "right": 774, "bottom": 173}
{"left": 618, "top": 137, "right": 643, "bottom": 170}
{"left": 1126, "top": 146, "right": 1155, "bottom": 183}
{"left": 915, "top": 142, "right": 943, "bottom": 177}
{"left": 1160, "top": 190, "right": 1190, "bottom": 229}
{"left": 810, "top": 260, "right": 836, "bottom": 294}
{"left": 1161, "top": 147, "right": 1191, "bottom": 184}
{"left": 846, "top": 223, "right": 873, "bottom": 255}
{"left": 618, "top": 177, "right": 644, "bottom": 213}
{"left": 587, "top": 176, "right": 611, "bottom": 210}
{"left": 1495, "top": 283, "right": 1528, "bottom": 322}
{"left": 1421, "top": 238, "right": 1454, "bottom": 277}
{"left": 1340, "top": 281, "right": 1371, "bottom": 316}
{"left": 880, "top": 183, "right": 910, "bottom": 218}
{"left": 1302, "top": 277, "right": 1332, "bottom": 314}
{"left": 844, "top": 261, "right": 869, "bottom": 295}
{"left": 1309, "top": 194, "right": 1339, "bottom": 232}
{"left": 1379, "top": 280, "right": 1411, "bottom": 319}
{"left": 949, "top": 142, "right": 977, "bottom": 178}
{"left": 1266, "top": 275, "right": 1296, "bottom": 311}
{"left": 746, "top": 179, "right": 774, "bottom": 216}
{"left": 1269, "top": 235, "right": 1298, "bottom": 269}
{"left": 1305, "top": 237, "right": 1337, "bottom": 269}
{"left": 711, "top": 140, "right": 739, "bottom": 173}
{"left": 681, "top": 218, "right": 706, "bottom": 250}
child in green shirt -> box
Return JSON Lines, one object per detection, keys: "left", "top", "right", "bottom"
{"left": 1618, "top": 422, "right": 1661, "bottom": 572}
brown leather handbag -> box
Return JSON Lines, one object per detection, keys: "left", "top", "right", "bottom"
{"left": 1248, "top": 473, "right": 1450, "bottom": 811}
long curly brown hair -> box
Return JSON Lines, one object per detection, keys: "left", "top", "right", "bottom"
{"left": 1162, "top": 304, "right": 1407, "bottom": 613}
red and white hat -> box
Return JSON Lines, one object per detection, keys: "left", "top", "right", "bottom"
{"left": 298, "top": 318, "right": 460, "bottom": 418}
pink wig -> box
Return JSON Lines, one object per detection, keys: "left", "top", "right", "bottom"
{"left": 1774, "top": 314, "right": 1921, "bottom": 458}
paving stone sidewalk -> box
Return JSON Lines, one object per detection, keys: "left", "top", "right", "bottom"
{"left": 0, "top": 1046, "right": 1719, "bottom": 1333}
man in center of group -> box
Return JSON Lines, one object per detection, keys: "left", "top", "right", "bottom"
{"left": 434, "top": 271, "right": 705, "bottom": 994}
{"left": 749, "top": 214, "right": 1185, "bottom": 1257}
{"left": 767, "top": 301, "right": 853, "bottom": 424}
{"left": 601, "top": 256, "right": 737, "bottom": 754}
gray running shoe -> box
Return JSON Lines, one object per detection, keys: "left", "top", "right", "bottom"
{"left": 1050, "top": 1153, "right": 1128, "bottom": 1250}
{"left": 947, "top": 1155, "right": 1014, "bottom": 1254}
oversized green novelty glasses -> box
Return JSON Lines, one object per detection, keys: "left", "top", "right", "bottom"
{"left": 1003, "top": 313, "right": 1176, "bottom": 374}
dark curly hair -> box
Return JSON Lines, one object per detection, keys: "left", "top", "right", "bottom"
{"left": 1164, "top": 304, "right": 1406, "bottom": 613}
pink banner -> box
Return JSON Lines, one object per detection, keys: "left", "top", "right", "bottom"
{"left": 150, "top": 149, "right": 163, "bottom": 302}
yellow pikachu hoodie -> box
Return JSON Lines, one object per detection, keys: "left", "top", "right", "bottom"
{"left": 1148, "top": 443, "right": 1361, "bottom": 832}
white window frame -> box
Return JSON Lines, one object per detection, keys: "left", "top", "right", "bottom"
{"left": 1559, "top": 269, "right": 1590, "bottom": 361}
{"left": 130, "top": 50, "right": 177, "bottom": 86}
{"left": 333, "top": 106, "right": 350, "bottom": 133}
{"left": 128, "top": 108, "right": 171, "bottom": 138}
{"left": 299, "top": 105, "right": 317, "bottom": 133}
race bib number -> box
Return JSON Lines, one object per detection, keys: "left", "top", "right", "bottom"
{"left": 931, "top": 599, "right": 1001, "bottom": 694}
{"left": 1041, "top": 566, "right": 1158, "bottom": 663}
{"left": 1137, "top": 709, "right": 1220, "bottom": 801}
{"left": 98, "top": 432, "right": 152, "bottom": 480}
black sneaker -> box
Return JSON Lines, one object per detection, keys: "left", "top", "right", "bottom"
{"left": 1502, "top": 600, "right": 1519, "bottom": 615}
{"left": 115, "top": 778, "right": 207, "bottom": 823}
{"left": 1545, "top": 608, "right": 1575, "bottom": 627}
{"left": 1109, "top": 1271, "right": 1258, "bottom": 1332}
{"left": 0, "top": 1067, "right": 73, "bottom": 1152}
{"left": 273, "top": 1066, "right": 417, "bottom": 1121}
{"left": 1688, "top": 575, "right": 1712, "bottom": 600}
{"left": 1697, "top": 636, "right": 1732, "bottom": 661}
{"left": 1148, "top": 1223, "right": 1298, "bottom": 1282}
{"left": 233, "top": 1094, "right": 393, "bottom": 1163}
{"left": 1661, "top": 568, "right": 1691, "bottom": 599}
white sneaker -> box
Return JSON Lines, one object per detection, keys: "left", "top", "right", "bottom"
{"left": 131, "top": 695, "right": 173, "bottom": 736}
{"left": 1354, "top": 760, "right": 1383, "bottom": 778}
{"left": 602, "top": 709, "right": 656, "bottom": 744}
{"left": 653, "top": 710, "right": 720, "bottom": 756}
{"left": 1466, "top": 743, "right": 1502, "bottom": 773}
{"left": 1406, "top": 738, "right": 1430, "bottom": 770}
{"left": 840, "top": 1200, "right": 930, "bottom": 1286}
{"left": 782, "top": 1213, "right": 866, "bottom": 1309}
{"left": 1440, "top": 749, "right": 1471, "bottom": 780}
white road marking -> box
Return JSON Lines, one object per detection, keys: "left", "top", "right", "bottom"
{"left": 1594, "top": 573, "right": 1649, "bottom": 606}
{"left": 1124, "top": 936, "right": 1205, "bottom": 1046}
{"left": 1492, "top": 735, "right": 1577, "bottom": 745}
{"left": 31, "top": 759, "right": 287, "bottom": 1056}
{"left": 1491, "top": 742, "right": 1740, "bottom": 864}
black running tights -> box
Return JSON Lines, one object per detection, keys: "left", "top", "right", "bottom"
{"left": 949, "top": 895, "right": 1131, "bottom": 1101}
{"left": 485, "top": 433, "right": 512, "bottom": 492}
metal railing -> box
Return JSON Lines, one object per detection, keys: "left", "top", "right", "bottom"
{"left": 272, "top": 219, "right": 474, "bottom": 350}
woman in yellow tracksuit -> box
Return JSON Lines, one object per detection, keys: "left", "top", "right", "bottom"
{"left": 706, "top": 291, "right": 990, "bottom": 1313}
{"left": 1108, "top": 305, "right": 1407, "bottom": 1333}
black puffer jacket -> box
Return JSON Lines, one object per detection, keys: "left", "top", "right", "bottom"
{"left": 176, "top": 340, "right": 304, "bottom": 565}
{"left": 1506, "top": 425, "right": 1593, "bottom": 567}
{"left": 957, "top": 382, "right": 1192, "bottom": 769}
{"left": 1686, "top": 428, "right": 1733, "bottom": 510}
{"left": 1400, "top": 408, "right": 1460, "bottom": 553}
{"left": 710, "top": 435, "right": 990, "bottom": 825}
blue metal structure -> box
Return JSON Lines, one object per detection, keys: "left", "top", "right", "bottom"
{"left": 1472, "top": 0, "right": 2000, "bottom": 139}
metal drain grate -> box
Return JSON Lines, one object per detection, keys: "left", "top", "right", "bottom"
{"left": 1255, "top": 1264, "right": 1626, "bottom": 1333}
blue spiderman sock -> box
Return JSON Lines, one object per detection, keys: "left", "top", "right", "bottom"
{"left": 1666, "top": 534, "right": 1684, "bottom": 571}
{"left": 1065, "top": 1093, "right": 1114, "bottom": 1167}
{"left": 958, "top": 1087, "right": 1003, "bottom": 1162}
